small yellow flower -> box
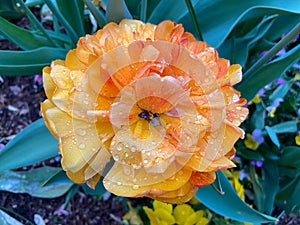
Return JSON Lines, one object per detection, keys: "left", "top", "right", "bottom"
{"left": 174, "top": 204, "right": 208, "bottom": 225}
{"left": 244, "top": 134, "right": 259, "bottom": 150}
{"left": 224, "top": 171, "right": 245, "bottom": 201}
{"left": 248, "top": 94, "right": 261, "bottom": 105}
{"left": 268, "top": 107, "right": 277, "bottom": 118}
{"left": 143, "top": 200, "right": 175, "bottom": 225}
{"left": 295, "top": 132, "right": 300, "bottom": 146}
{"left": 123, "top": 202, "right": 143, "bottom": 225}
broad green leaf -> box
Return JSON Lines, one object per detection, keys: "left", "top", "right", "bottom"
{"left": 148, "top": 0, "right": 199, "bottom": 24}
{"left": 0, "top": 16, "right": 54, "bottom": 50}
{"left": 106, "top": 0, "right": 133, "bottom": 23}
{"left": 196, "top": 171, "right": 277, "bottom": 223}
{"left": 0, "top": 167, "right": 73, "bottom": 198}
{"left": 265, "top": 126, "right": 280, "bottom": 148}
{"left": 43, "top": 169, "right": 74, "bottom": 187}
{"left": 278, "top": 146, "right": 300, "bottom": 169}
{"left": 258, "top": 144, "right": 279, "bottom": 160}
{"left": 276, "top": 175, "right": 300, "bottom": 215}
{"left": 0, "top": 209, "right": 23, "bottom": 225}
{"left": 179, "top": 0, "right": 300, "bottom": 47}
{"left": 219, "top": 15, "right": 276, "bottom": 66}
{"left": 270, "top": 121, "right": 298, "bottom": 134}
{"left": 25, "top": 0, "right": 44, "bottom": 7}
{"left": 56, "top": 0, "right": 85, "bottom": 37}
{"left": 238, "top": 148, "right": 264, "bottom": 161}
{"left": 0, "top": 47, "right": 68, "bottom": 76}
{"left": 269, "top": 78, "right": 294, "bottom": 101}
{"left": 262, "top": 160, "right": 279, "bottom": 214}
{"left": 237, "top": 45, "right": 300, "bottom": 101}
{"left": 0, "top": 119, "right": 58, "bottom": 171}
{"left": 250, "top": 103, "right": 265, "bottom": 130}
{"left": 0, "top": 0, "right": 24, "bottom": 19}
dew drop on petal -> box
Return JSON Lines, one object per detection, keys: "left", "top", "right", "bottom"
{"left": 132, "top": 184, "right": 139, "bottom": 189}
{"left": 75, "top": 128, "right": 87, "bottom": 136}
{"left": 79, "top": 143, "right": 86, "bottom": 149}
{"left": 117, "top": 142, "right": 123, "bottom": 151}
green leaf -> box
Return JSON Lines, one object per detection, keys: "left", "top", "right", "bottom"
{"left": 265, "top": 126, "right": 280, "bottom": 148}
{"left": 56, "top": 0, "right": 85, "bottom": 37}
{"left": 219, "top": 15, "right": 276, "bottom": 67}
{"left": 179, "top": 0, "right": 300, "bottom": 47}
{"left": 84, "top": 0, "right": 106, "bottom": 28}
{"left": 0, "top": 0, "right": 24, "bottom": 19}
{"left": 43, "top": 169, "right": 74, "bottom": 187}
{"left": 0, "top": 47, "right": 68, "bottom": 76}
{"left": 196, "top": 171, "right": 277, "bottom": 223}
{"left": 0, "top": 167, "right": 73, "bottom": 198}
{"left": 276, "top": 175, "right": 300, "bottom": 215}
{"left": 270, "top": 121, "right": 298, "bottom": 134}
{"left": 0, "top": 209, "right": 23, "bottom": 225}
{"left": 106, "top": 0, "right": 133, "bottom": 23}
{"left": 250, "top": 103, "right": 265, "bottom": 130}
{"left": 0, "top": 16, "right": 54, "bottom": 50}
{"left": 0, "top": 119, "right": 58, "bottom": 171}
{"left": 278, "top": 146, "right": 300, "bottom": 169}
{"left": 269, "top": 78, "right": 294, "bottom": 101}
{"left": 238, "top": 148, "right": 264, "bottom": 161}
{"left": 237, "top": 45, "right": 300, "bottom": 101}
{"left": 262, "top": 160, "right": 279, "bottom": 214}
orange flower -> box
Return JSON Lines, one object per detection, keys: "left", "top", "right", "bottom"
{"left": 41, "top": 20, "right": 248, "bottom": 203}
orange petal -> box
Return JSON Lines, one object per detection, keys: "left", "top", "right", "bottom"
{"left": 190, "top": 171, "right": 216, "bottom": 187}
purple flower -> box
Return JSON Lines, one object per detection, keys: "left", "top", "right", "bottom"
{"left": 266, "top": 98, "right": 283, "bottom": 113}
{"left": 297, "top": 108, "right": 300, "bottom": 116}
{"left": 258, "top": 88, "right": 265, "bottom": 97}
{"left": 275, "top": 77, "right": 285, "bottom": 85}
{"left": 54, "top": 204, "right": 69, "bottom": 216}
{"left": 276, "top": 49, "right": 286, "bottom": 57}
{"left": 250, "top": 161, "right": 263, "bottom": 168}
{"left": 252, "top": 129, "right": 264, "bottom": 144}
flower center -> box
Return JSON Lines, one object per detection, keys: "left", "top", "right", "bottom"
{"left": 138, "top": 110, "right": 159, "bottom": 121}
{"left": 138, "top": 110, "right": 160, "bottom": 127}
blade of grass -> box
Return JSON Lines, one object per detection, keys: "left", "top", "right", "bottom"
{"left": 44, "top": 0, "right": 78, "bottom": 45}
{"left": 16, "top": 0, "right": 58, "bottom": 47}
{"left": 184, "top": 0, "right": 203, "bottom": 41}
{"left": 84, "top": 0, "right": 106, "bottom": 28}
{"left": 0, "top": 206, "right": 35, "bottom": 225}
{"left": 242, "top": 22, "right": 300, "bottom": 82}
{"left": 140, "top": 0, "right": 147, "bottom": 22}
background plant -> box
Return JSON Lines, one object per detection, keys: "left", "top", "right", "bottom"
{"left": 0, "top": 0, "right": 299, "bottom": 224}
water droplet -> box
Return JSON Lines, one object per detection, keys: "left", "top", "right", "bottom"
{"left": 117, "top": 143, "right": 123, "bottom": 151}
{"left": 131, "top": 146, "right": 137, "bottom": 152}
{"left": 143, "top": 159, "right": 149, "bottom": 164}
{"left": 195, "top": 120, "right": 201, "bottom": 124}
{"left": 79, "top": 143, "right": 86, "bottom": 149}
{"left": 151, "top": 141, "right": 156, "bottom": 145}
{"left": 124, "top": 152, "right": 129, "bottom": 158}
{"left": 132, "top": 184, "right": 139, "bottom": 190}
{"left": 111, "top": 140, "right": 116, "bottom": 146}
{"left": 236, "top": 106, "right": 241, "bottom": 110}
{"left": 232, "top": 119, "right": 240, "bottom": 126}
{"left": 117, "top": 181, "right": 122, "bottom": 185}
{"left": 75, "top": 128, "right": 86, "bottom": 136}
{"left": 114, "top": 155, "right": 120, "bottom": 161}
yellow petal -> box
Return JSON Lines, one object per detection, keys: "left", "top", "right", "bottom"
{"left": 174, "top": 204, "right": 194, "bottom": 225}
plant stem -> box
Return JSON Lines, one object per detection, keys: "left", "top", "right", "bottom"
{"left": 44, "top": 0, "right": 79, "bottom": 45}
{"left": 184, "top": 0, "right": 203, "bottom": 41}
{"left": 0, "top": 206, "right": 35, "bottom": 225}
{"left": 84, "top": 0, "right": 106, "bottom": 28}
{"left": 16, "top": 0, "right": 58, "bottom": 47}
{"left": 140, "top": 0, "right": 147, "bottom": 22}
{"left": 243, "top": 22, "right": 300, "bottom": 80}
